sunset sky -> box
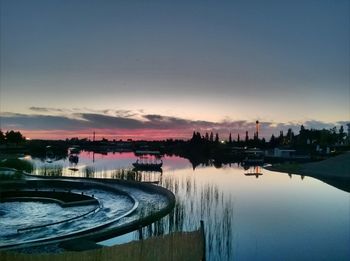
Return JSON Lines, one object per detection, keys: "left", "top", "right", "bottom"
{"left": 1, "top": 0, "right": 349, "bottom": 140}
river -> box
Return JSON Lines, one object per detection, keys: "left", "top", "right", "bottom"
{"left": 28, "top": 151, "right": 350, "bottom": 260}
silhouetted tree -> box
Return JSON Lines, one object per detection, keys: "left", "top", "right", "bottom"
{"left": 237, "top": 133, "right": 240, "bottom": 143}
{"left": 286, "top": 128, "right": 294, "bottom": 144}
{"left": 278, "top": 130, "right": 284, "bottom": 145}
{"left": 245, "top": 131, "right": 249, "bottom": 143}
{"left": 338, "top": 125, "right": 345, "bottom": 143}
{"left": 209, "top": 132, "right": 214, "bottom": 142}
{"left": 0, "top": 130, "right": 5, "bottom": 144}
{"left": 269, "top": 134, "right": 277, "bottom": 147}
{"left": 5, "top": 130, "right": 25, "bottom": 144}
{"left": 229, "top": 133, "right": 232, "bottom": 144}
{"left": 297, "top": 125, "right": 308, "bottom": 146}
{"left": 191, "top": 131, "right": 202, "bottom": 144}
{"left": 192, "top": 131, "right": 196, "bottom": 140}
{"left": 215, "top": 133, "right": 219, "bottom": 143}
{"left": 205, "top": 132, "right": 209, "bottom": 141}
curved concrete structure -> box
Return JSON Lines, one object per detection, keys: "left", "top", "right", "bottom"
{"left": 1, "top": 190, "right": 99, "bottom": 207}
{"left": 0, "top": 173, "right": 175, "bottom": 251}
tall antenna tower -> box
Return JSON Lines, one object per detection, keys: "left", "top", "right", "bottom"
{"left": 255, "top": 120, "right": 259, "bottom": 139}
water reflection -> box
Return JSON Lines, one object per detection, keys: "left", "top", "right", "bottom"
{"left": 244, "top": 166, "right": 263, "bottom": 178}
{"left": 83, "top": 166, "right": 95, "bottom": 178}
{"left": 136, "top": 175, "right": 235, "bottom": 261}
{"left": 28, "top": 151, "right": 350, "bottom": 260}
{"left": 36, "top": 164, "right": 63, "bottom": 177}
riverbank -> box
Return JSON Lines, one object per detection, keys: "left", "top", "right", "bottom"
{"left": 266, "top": 152, "right": 350, "bottom": 193}
{"left": 266, "top": 151, "right": 350, "bottom": 180}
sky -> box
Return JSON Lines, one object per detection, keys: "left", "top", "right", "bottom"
{"left": 0, "top": 0, "right": 349, "bottom": 140}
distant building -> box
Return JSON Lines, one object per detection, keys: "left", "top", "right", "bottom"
{"left": 265, "top": 148, "right": 310, "bottom": 160}
{"left": 271, "top": 148, "right": 296, "bottom": 158}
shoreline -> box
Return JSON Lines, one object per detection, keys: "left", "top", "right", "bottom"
{"left": 265, "top": 151, "right": 350, "bottom": 193}
{"left": 266, "top": 151, "right": 350, "bottom": 179}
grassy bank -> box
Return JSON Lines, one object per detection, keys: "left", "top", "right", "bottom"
{"left": 0, "top": 158, "right": 33, "bottom": 173}
{"left": 265, "top": 152, "right": 350, "bottom": 193}
{"left": 0, "top": 158, "right": 34, "bottom": 180}
{"left": 265, "top": 163, "right": 302, "bottom": 174}
{"left": 266, "top": 151, "right": 350, "bottom": 184}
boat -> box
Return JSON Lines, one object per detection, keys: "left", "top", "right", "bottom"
{"left": 68, "top": 145, "right": 81, "bottom": 154}
{"left": 244, "top": 172, "right": 263, "bottom": 178}
{"left": 244, "top": 166, "right": 263, "bottom": 178}
{"left": 132, "top": 159, "right": 163, "bottom": 171}
{"left": 134, "top": 150, "right": 163, "bottom": 157}
{"left": 132, "top": 151, "right": 163, "bottom": 171}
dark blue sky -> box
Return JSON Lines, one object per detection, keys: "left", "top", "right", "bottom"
{"left": 0, "top": 0, "right": 349, "bottom": 138}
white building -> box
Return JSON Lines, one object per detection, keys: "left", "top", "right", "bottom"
{"left": 265, "top": 148, "right": 296, "bottom": 158}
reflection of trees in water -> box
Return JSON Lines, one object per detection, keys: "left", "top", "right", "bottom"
{"left": 36, "top": 164, "right": 63, "bottom": 176}
{"left": 136, "top": 175, "right": 235, "bottom": 261}
{"left": 83, "top": 166, "right": 95, "bottom": 178}
{"left": 111, "top": 169, "right": 162, "bottom": 183}
{"left": 111, "top": 169, "right": 140, "bottom": 181}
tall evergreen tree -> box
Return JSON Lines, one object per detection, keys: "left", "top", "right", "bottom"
{"left": 209, "top": 132, "right": 214, "bottom": 142}
{"left": 269, "top": 134, "right": 277, "bottom": 147}
{"left": 278, "top": 130, "right": 284, "bottom": 145}
{"left": 286, "top": 128, "right": 294, "bottom": 144}
{"left": 0, "top": 130, "right": 5, "bottom": 143}
{"left": 192, "top": 131, "right": 196, "bottom": 140}
{"left": 215, "top": 133, "right": 219, "bottom": 143}
{"left": 337, "top": 125, "right": 345, "bottom": 144}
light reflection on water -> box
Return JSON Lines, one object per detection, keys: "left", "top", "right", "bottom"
{"left": 30, "top": 151, "right": 350, "bottom": 260}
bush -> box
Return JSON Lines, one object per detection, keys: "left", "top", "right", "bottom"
{"left": 0, "top": 170, "right": 23, "bottom": 180}
{"left": 0, "top": 158, "right": 33, "bottom": 173}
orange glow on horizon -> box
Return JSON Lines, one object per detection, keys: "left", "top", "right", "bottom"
{"left": 8, "top": 126, "right": 278, "bottom": 141}
{"left": 17, "top": 129, "right": 193, "bottom": 141}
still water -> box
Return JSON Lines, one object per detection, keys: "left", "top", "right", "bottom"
{"left": 30, "top": 151, "right": 350, "bottom": 260}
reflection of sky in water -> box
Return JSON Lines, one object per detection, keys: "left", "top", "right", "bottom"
{"left": 30, "top": 151, "right": 193, "bottom": 178}
{"left": 31, "top": 151, "right": 136, "bottom": 175}
{"left": 30, "top": 152, "right": 350, "bottom": 260}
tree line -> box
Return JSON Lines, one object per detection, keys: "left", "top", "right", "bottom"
{"left": 0, "top": 130, "right": 26, "bottom": 144}
{"left": 1, "top": 124, "right": 348, "bottom": 149}
{"left": 190, "top": 125, "right": 348, "bottom": 149}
